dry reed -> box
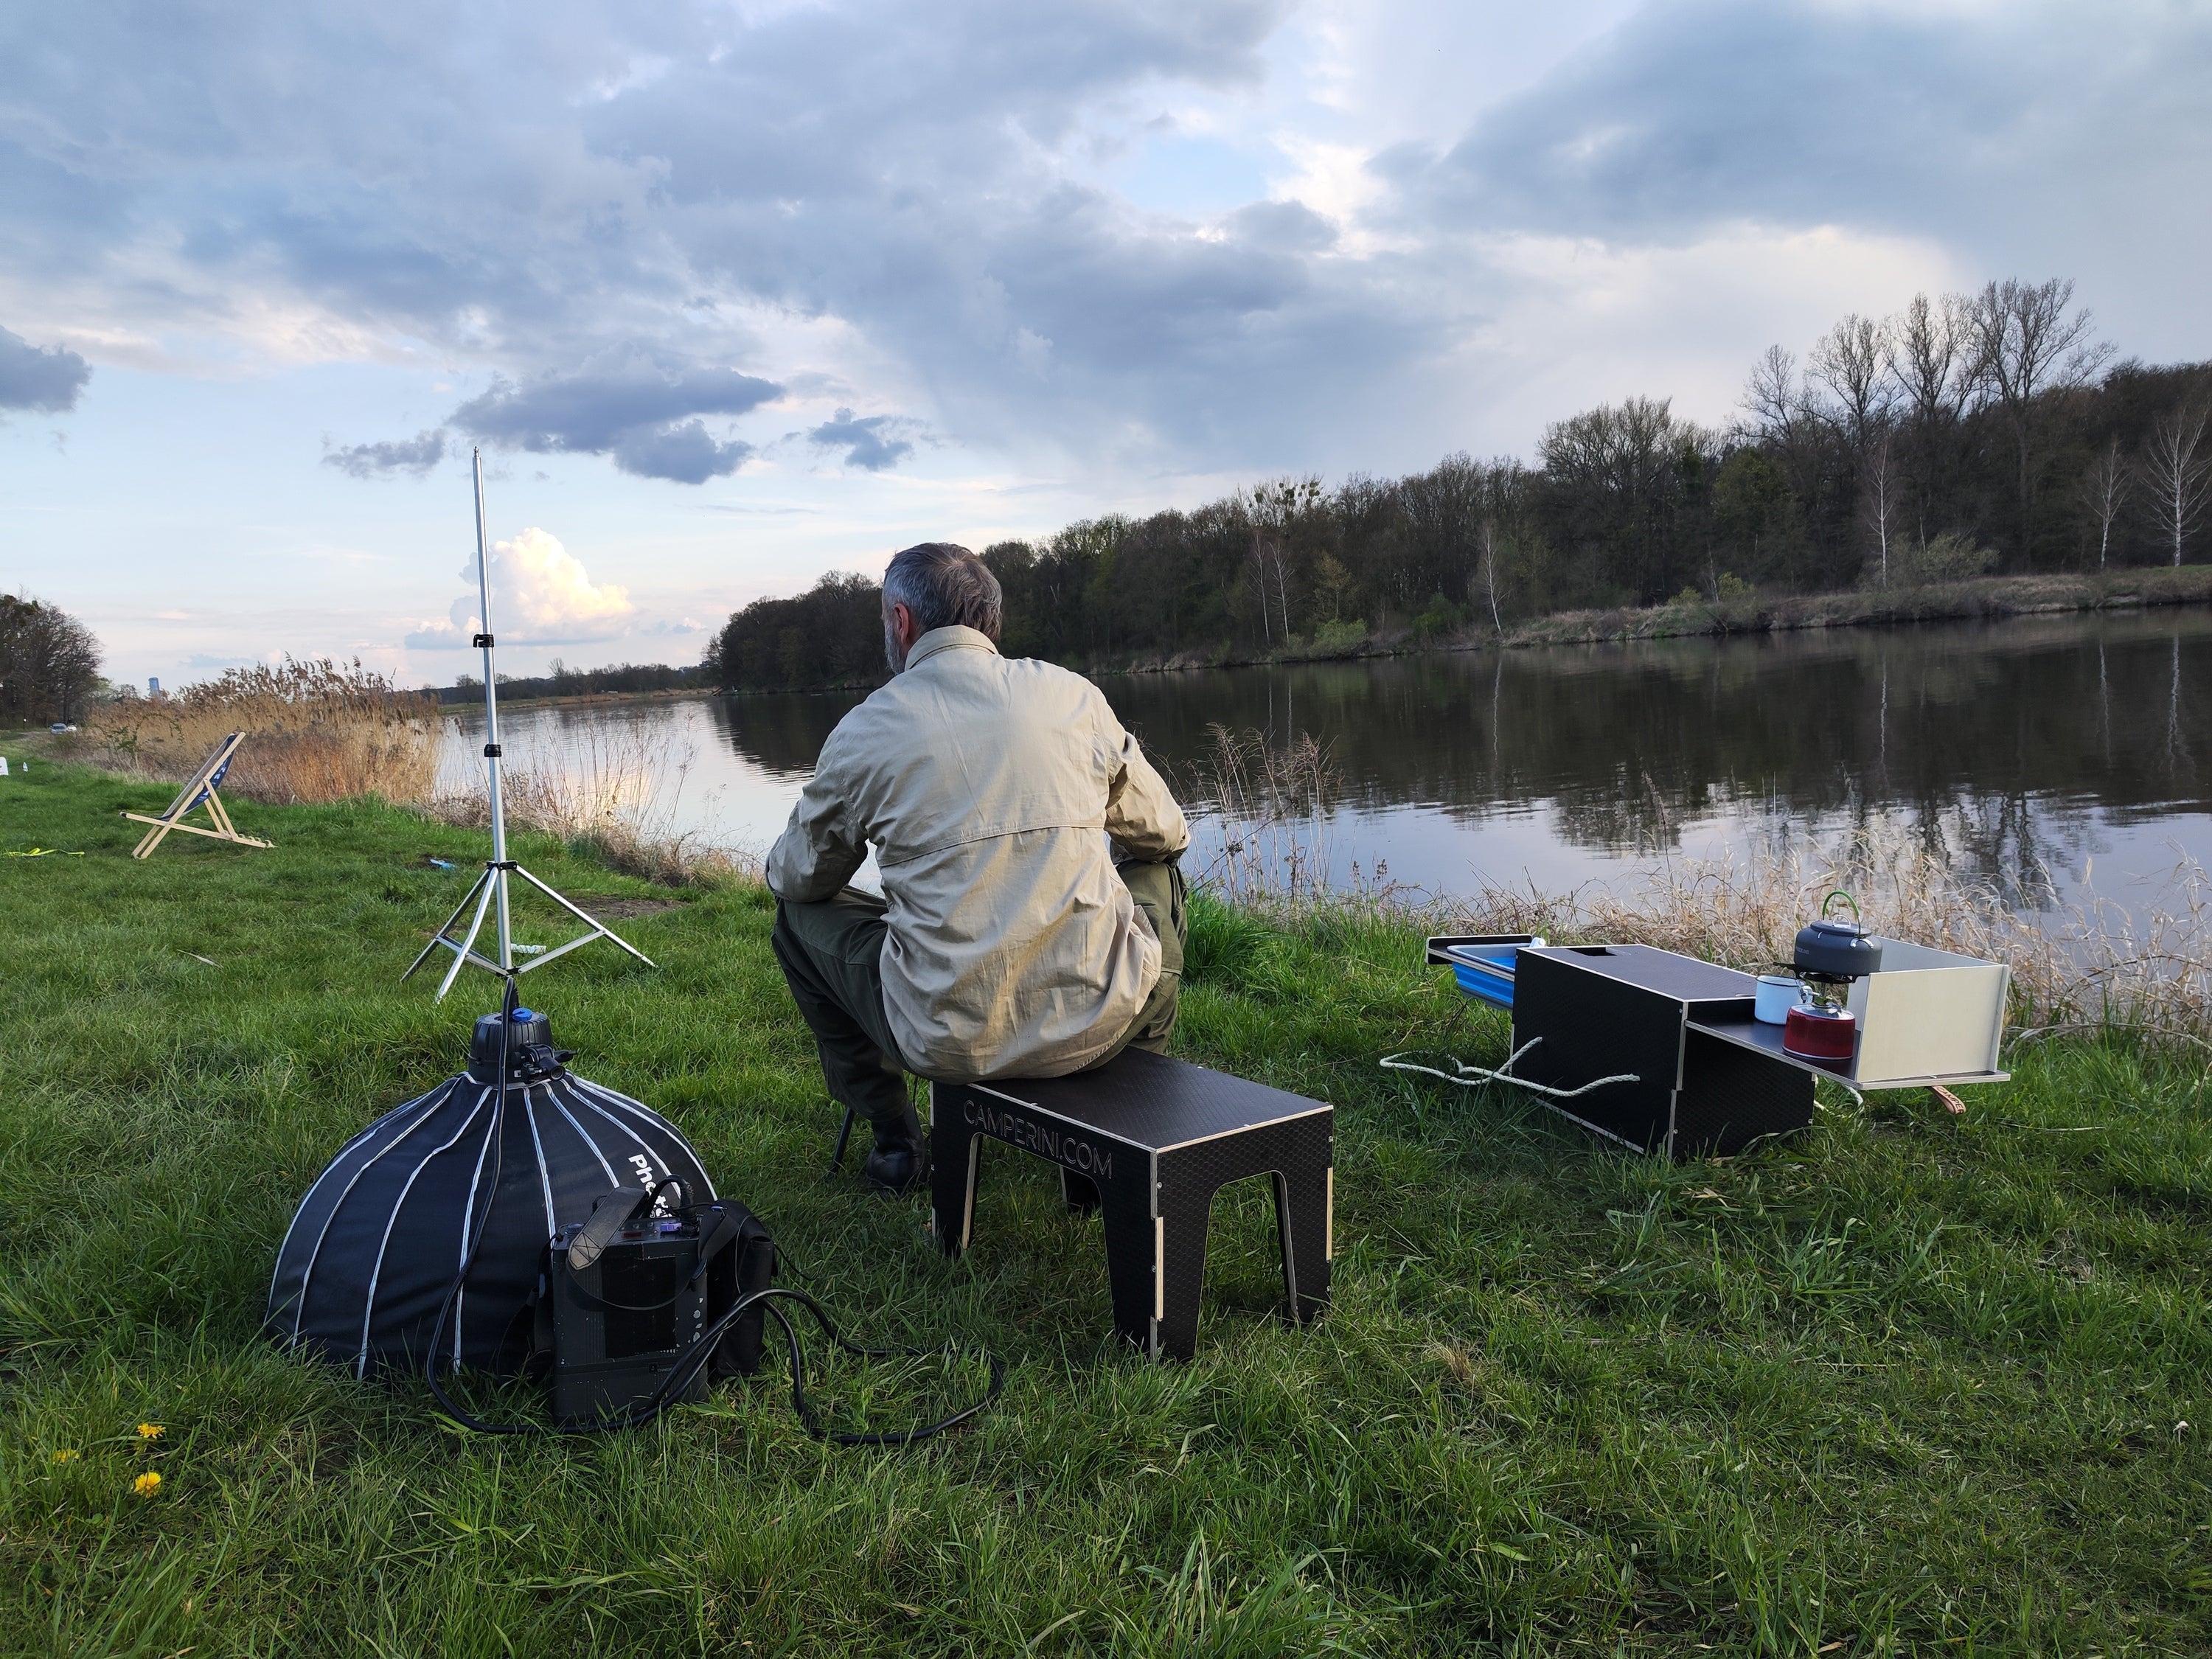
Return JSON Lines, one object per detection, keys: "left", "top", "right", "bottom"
{"left": 1447, "top": 832, "right": 2212, "bottom": 1042}
{"left": 1186, "top": 723, "right": 2210, "bottom": 1043}
{"left": 87, "top": 658, "right": 442, "bottom": 805}
{"left": 431, "top": 718, "right": 757, "bottom": 888}
{"left": 1183, "top": 723, "right": 1339, "bottom": 906}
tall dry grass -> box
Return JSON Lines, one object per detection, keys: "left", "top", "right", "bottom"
{"left": 431, "top": 718, "right": 756, "bottom": 888}
{"left": 1183, "top": 723, "right": 1339, "bottom": 905}
{"left": 1186, "top": 723, "right": 2211, "bottom": 1043}
{"left": 1444, "top": 833, "right": 2212, "bottom": 1042}
{"left": 89, "top": 658, "right": 442, "bottom": 805}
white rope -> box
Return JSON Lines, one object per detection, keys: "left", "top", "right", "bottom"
{"left": 1380, "top": 1036, "right": 1641, "bottom": 1100}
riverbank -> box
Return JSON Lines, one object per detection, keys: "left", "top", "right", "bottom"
{"left": 1102, "top": 564, "right": 2212, "bottom": 676}
{"left": 703, "top": 564, "right": 2212, "bottom": 694}
{"left": 2, "top": 766, "right": 2207, "bottom": 1652}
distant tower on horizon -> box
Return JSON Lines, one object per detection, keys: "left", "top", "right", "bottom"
{"left": 148, "top": 677, "right": 161, "bottom": 696}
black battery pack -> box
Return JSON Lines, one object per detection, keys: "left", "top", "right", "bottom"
{"left": 546, "top": 1191, "right": 776, "bottom": 1425}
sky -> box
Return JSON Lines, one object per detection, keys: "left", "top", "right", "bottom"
{"left": 2, "top": 0, "right": 2209, "bottom": 689}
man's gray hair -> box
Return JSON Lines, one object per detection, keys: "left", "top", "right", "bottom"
{"left": 883, "top": 543, "right": 1003, "bottom": 642}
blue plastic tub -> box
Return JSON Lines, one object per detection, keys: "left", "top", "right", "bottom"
{"left": 1441, "top": 938, "right": 1542, "bottom": 1010}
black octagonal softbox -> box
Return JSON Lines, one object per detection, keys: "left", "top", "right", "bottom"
{"left": 265, "top": 1006, "right": 714, "bottom": 1379}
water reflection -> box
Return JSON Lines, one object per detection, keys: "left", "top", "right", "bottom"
{"left": 476, "top": 611, "right": 2211, "bottom": 907}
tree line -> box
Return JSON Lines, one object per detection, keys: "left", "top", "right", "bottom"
{"left": 0, "top": 594, "right": 102, "bottom": 726}
{"left": 698, "top": 275, "right": 2208, "bottom": 690}
{"left": 434, "top": 657, "right": 714, "bottom": 704}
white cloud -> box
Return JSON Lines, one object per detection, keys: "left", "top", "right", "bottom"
{"left": 406, "top": 527, "right": 634, "bottom": 647}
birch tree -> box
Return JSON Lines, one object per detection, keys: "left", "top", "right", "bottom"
{"left": 2141, "top": 402, "right": 2211, "bottom": 568}
{"left": 2076, "top": 439, "right": 2132, "bottom": 570}
{"left": 1860, "top": 434, "right": 1904, "bottom": 586}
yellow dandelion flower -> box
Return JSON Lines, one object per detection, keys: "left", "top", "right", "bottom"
{"left": 133, "top": 1471, "right": 162, "bottom": 1497}
{"left": 50, "top": 1449, "right": 79, "bottom": 1466}
{"left": 136, "top": 1422, "right": 165, "bottom": 1441}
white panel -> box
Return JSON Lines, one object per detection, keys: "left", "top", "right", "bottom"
{"left": 1847, "top": 945, "right": 2010, "bottom": 1085}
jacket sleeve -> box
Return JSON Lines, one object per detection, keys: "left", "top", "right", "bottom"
{"left": 765, "top": 735, "right": 869, "bottom": 902}
{"left": 1103, "top": 715, "right": 1189, "bottom": 863}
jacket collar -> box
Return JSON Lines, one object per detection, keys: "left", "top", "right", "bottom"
{"left": 903, "top": 625, "right": 1002, "bottom": 669}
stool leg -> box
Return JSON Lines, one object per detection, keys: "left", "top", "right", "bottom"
{"left": 1271, "top": 1158, "right": 1332, "bottom": 1326}
{"left": 1095, "top": 1181, "right": 1164, "bottom": 1358}
{"left": 1060, "top": 1169, "right": 1100, "bottom": 1215}
{"left": 1152, "top": 1183, "right": 1216, "bottom": 1363}
{"left": 928, "top": 1087, "right": 979, "bottom": 1259}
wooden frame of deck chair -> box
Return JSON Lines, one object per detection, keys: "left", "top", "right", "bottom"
{"left": 123, "top": 732, "right": 274, "bottom": 859}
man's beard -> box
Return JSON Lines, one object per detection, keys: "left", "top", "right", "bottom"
{"left": 883, "top": 616, "right": 907, "bottom": 674}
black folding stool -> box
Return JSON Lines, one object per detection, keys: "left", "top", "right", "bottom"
{"left": 931, "top": 1047, "right": 1333, "bottom": 1361}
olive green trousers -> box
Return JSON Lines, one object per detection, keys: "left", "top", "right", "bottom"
{"left": 771, "top": 859, "right": 1187, "bottom": 1130}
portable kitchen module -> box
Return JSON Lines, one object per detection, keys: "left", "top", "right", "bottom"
{"left": 1425, "top": 936, "right": 2009, "bottom": 1158}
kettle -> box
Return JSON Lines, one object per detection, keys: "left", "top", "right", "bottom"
{"left": 1793, "top": 891, "right": 1882, "bottom": 980}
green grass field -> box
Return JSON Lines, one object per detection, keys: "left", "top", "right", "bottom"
{"left": 1, "top": 762, "right": 2207, "bottom": 1655}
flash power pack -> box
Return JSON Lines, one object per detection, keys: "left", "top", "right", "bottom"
{"left": 543, "top": 1189, "right": 776, "bottom": 1425}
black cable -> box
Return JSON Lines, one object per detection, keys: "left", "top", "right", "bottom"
{"left": 429, "top": 1279, "right": 1002, "bottom": 1444}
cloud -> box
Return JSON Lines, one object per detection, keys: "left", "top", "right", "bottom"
{"left": 405, "top": 526, "right": 634, "bottom": 646}
{"left": 4, "top": 0, "right": 2210, "bottom": 487}
{"left": 1392, "top": 0, "right": 2212, "bottom": 255}
{"left": 807, "top": 407, "right": 913, "bottom": 471}
{"left": 0, "top": 325, "right": 91, "bottom": 413}
{"left": 448, "top": 351, "right": 781, "bottom": 482}
{"left": 324, "top": 428, "right": 446, "bottom": 477}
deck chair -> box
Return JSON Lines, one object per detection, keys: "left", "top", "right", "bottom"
{"left": 123, "top": 732, "right": 274, "bottom": 859}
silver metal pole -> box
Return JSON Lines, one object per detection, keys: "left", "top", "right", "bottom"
{"left": 471, "top": 448, "right": 513, "bottom": 973}
{"left": 403, "top": 450, "right": 653, "bottom": 995}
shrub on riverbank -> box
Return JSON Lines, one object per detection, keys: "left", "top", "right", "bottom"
{"left": 1, "top": 765, "right": 2206, "bottom": 1652}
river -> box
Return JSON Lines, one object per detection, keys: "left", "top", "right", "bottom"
{"left": 448, "top": 608, "right": 2212, "bottom": 911}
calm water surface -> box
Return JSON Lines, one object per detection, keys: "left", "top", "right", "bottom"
{"left": 454, "top": 609, "right": 2212, "bottom": 911}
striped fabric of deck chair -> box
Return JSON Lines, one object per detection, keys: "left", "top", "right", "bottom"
{"left": 122, "top": 732, "right": 274, "bottom": 859}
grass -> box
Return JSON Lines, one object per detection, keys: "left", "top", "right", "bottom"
{"left": 1, "top": 765, "right": 2210, "bottom": 1655}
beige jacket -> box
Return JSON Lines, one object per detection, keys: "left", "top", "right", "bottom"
{"left": 766, "top": 627, "right": 1189, "bottom": 1081}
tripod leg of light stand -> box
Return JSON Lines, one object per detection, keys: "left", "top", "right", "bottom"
{"left": 400, "top": 864, "right": 504, "bottom": 1001}
{"left": 403, "top": 863, "right": 498, "bottom": 983}
{"left": 507, "top": 863, "right": 656, "bottom": 970}
{"left": 434, "top": 871, "right": 506, "bottom": 1001}
{"left": 830, "top": 1106, "right": 858, "bottom": 1173}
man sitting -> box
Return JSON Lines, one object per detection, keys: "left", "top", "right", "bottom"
{"left": 766, "top": 542, "right": 1189, "bottom": 1194}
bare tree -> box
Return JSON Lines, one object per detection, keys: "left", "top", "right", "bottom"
{"left": 2076, "top": 438, "right": 2133, "bottom": 570}
{"left": 1245, "top": 534, "right": 1294, "bottom": 644}
{"left": 1965, "top": 278, "right": 2113, "bottom": 560}
{"left": 1860, "top": 433, "right": 1905, "bottom": 586}
{"left": 1742, "top": 345, "right": 1806, "bottom": 445}
{"left": 2141, "top": 402, "right": 2212, "bottom": 568}
{"left": 1885, "top": 291, "right": 1975, "bottom": 540}
{"left": 1808, "top": 313, "right": 1893, "bottom": 457}
{"left": 1475, "top": 518, "right": 1506, "bottom": 632}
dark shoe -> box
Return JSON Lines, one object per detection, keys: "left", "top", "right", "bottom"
{"left": 862, "top": 1105, "right": 931, "bottom": 1196}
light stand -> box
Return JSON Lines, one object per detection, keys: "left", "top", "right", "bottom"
{"left": 404, "top": 448, "right": 654, "bottom": 1001}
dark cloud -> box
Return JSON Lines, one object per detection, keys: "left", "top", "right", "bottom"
{"left": 1394, "top": 0, "right": 2212, "bottom": 251}
{"left": 807, "top": 408, "right": 912, "bottom": 471}
{"left": 4, "top": 0, "right": 2208, "bottom": 479}
{"left": 0, "top": 325, "right": 91, "bottom": 413}
{"left": 448, "top": 354, "right": 779, "bottom": 482}
{"left": 323, "top": 428, "right": 446, "bottom": 478}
